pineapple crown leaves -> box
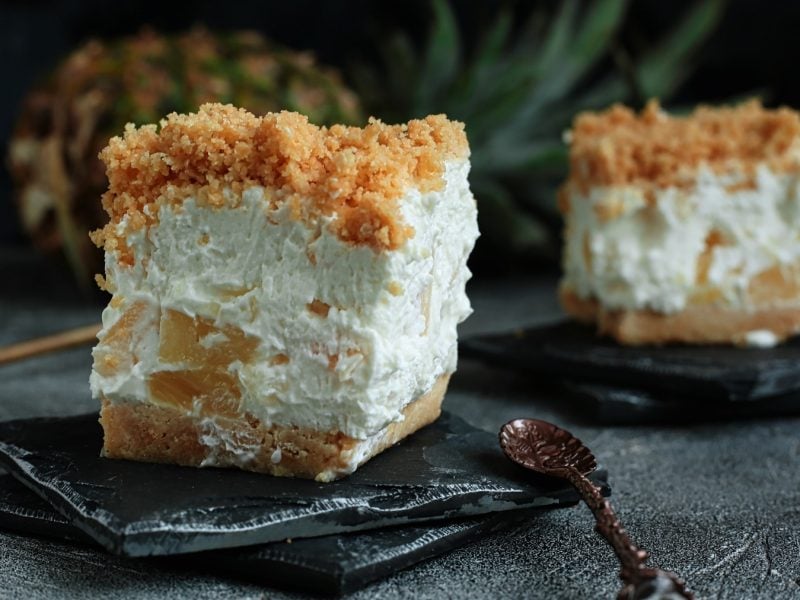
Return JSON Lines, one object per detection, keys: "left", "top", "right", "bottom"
{"left": 635, "top": 0, "right": 726, "bottom": 100}
{"left": 353, "top": 0, "right": 725, "bottom": 259}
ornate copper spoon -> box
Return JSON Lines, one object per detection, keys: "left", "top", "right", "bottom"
{"left": 499, "top": 418, "right": 692, "bottom": 600}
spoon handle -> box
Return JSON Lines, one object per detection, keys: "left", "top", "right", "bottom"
{"left": 565, "top": 468, "right": 693, "bottom": 600}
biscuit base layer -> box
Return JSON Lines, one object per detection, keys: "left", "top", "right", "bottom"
{"left": 100, "top": 374, "right": 450, "bottom": 482}
{"left": 560, "top": 288, "right": 800, "bottom": 346}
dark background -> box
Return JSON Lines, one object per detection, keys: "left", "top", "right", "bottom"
{"left": 2, "top": 0, "right": 800, "bottom": 247}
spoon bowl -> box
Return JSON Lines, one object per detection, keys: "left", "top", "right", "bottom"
{"left": 499, "top": 418, "right": 596, "bottom": 477}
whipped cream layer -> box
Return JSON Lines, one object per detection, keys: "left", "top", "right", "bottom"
{"left": 91, "top": 160, "right": 478, "bottom": 440}
{"left": 562, "top": 166, "right": 800, "bottom": 313}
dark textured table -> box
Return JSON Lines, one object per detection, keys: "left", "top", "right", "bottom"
{"left": 1, "top": 249, "right": 799, "bottom": 599}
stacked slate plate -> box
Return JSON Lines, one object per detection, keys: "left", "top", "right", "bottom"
{"left": 0, "top": 411, "right": 608, "bottom": 595}
{"left": 461, "top": 320, "right": 800, "bottom": 423}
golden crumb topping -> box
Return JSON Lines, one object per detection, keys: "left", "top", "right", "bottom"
{"left": 92, "top": 103, "right": 468, "bottom": 261}
{"left": 565, "top": 100, "right": 800, "bottom": 196}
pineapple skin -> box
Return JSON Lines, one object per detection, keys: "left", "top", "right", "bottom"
{"left": 8, "top": 28, "right": 363, "bottom": 287}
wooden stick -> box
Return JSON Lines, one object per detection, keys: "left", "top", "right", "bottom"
{"left": 0, "top": 323, "right": 101, "bottom": 366}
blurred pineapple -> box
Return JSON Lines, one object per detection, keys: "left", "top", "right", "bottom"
{"left": 8, "top": 28, "right": 362, "bottom": 287}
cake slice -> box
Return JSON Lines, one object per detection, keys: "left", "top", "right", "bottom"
{"left": 89, "top": 104, "right": 478, "bottom": 481}
{"left": 559, "top": 100, "right": 800, "bottom": 346}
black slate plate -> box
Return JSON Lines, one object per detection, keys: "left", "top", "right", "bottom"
{"left": 0, "top": 412, "right": 609, "bottom": 557}
{"left": 461, "top": 320, "right": 800, "bottom": 402}
{"left": 0, "top": 473, "right": 539, "bottom": 595}
{"left": 0, "top": 472, "right": 95, "bottom": 545}
{"left": 564, "top": 381, "right": 800, "bottom": 424}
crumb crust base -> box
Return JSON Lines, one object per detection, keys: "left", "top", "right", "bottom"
{"left": 100, "top": 374, "right": 450, "bottom": 482}
{"left": 560, "top": 287, "right": 800, "bottom": 346}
